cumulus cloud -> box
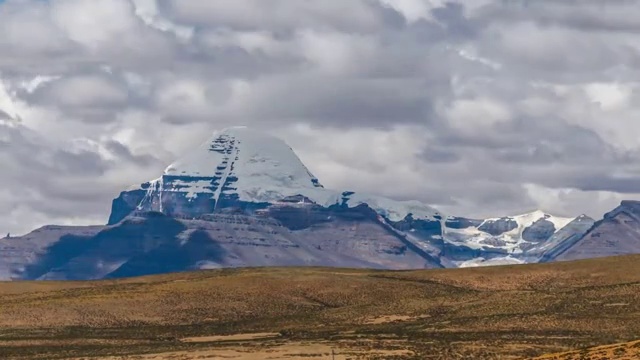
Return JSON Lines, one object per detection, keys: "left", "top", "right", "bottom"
{"left": 1, "top": 0, "right": 640, "bottom": 234}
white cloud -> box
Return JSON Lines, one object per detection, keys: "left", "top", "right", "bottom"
{"left": 0, "top": 1, "right": 72, "bottom": 55}
{"left": 378, "top": 0, "right": 443, "bottom": 23}
{"left": 132, "top": 0, "right": 194, "bottom": 40}
{"left": 584, "top": 82, "right": 633, "bottom": 110}
{"left": 39, "top": 75, "right": 129, "bottom": 107}
{"left": 445, "top": 97, "right": 512, "bottom": 131}
{"left": 297, "top": 30, "right": 377, "bottom": 75}
{"left": 51, "top": 0, "right": 139, "bottom": 49}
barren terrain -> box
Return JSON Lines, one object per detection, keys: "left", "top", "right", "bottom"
{"left": 2, "top": 255, "right": 640, "bottom": 359}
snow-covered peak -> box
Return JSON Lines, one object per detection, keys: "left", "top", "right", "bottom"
{"left": 500, "top": 210, "right": 575, "bottom": 231}
{"left": 131, "top": 126, "right": 442, "bottom": 222}
{"left": 484, "top": 210, "right": 575, "bottom": 231}
{"left": 164, "top": 126, "right": 327, "bottom": 202}
{"left": 443, "top": 209, "right": 577, "bottom": 253}
{"left": 164, "top": 126, "right": 323, "bottom": 192}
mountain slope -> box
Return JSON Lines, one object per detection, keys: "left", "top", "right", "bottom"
{"left": 534, "top": 214, "right": 596, "bottom": 262}
{"left": 551, "top": 201, "right": 640, "bottom": 262}
{"left": 10, "top": 205, "right": 443, "bottom": 281}
{"left": 0, "top": 225, "right": 103, "bottom": 280}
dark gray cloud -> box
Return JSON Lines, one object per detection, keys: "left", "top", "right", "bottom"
{"left": 1, "top": 0, "right": 640, "bottom": 234}
{"left": 476, "top": 1, "right": 640, "bottom": 33}
{"left": 0, "top": 109, "right": 12, "bottom": 120}
{"left": 104, "top": 140, "right": 161, "bottom": 166}
{"left": 420, "top": 146, "right": 460, "bottom": 164}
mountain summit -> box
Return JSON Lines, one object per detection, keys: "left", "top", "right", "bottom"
{"left": 161, "top": 126, "right": 325, "bottom": 204}
{"left": 110, "top": 126, "right": 326, "bottom": 224}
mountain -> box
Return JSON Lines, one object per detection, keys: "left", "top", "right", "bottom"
{"left": 0, "top": 127, "right": 613, "bottom": 280}
{"left": 441, "top": 211, "right": 593, "bottom": 267}
{"left": 109, "top": 126, "right": 442, "bottom": 226}
{"left": 533, "top": 214, "right": 597, "bottom": 262}
{"left": 549, "top": 201, "right": 640, "bottom": 262}
{"left": 21, "top": 207, "right": 443, "bottom": 281}
{"left": 0, "top": 225, "right": 103, "bottom": 280}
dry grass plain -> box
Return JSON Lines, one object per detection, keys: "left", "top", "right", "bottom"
{"left": 2, "top": 255, "right": 640, "bottom": 359}
{"left": 531, "top": 340, "right": 640, "bottom": 359}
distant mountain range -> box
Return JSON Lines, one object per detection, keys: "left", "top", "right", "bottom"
{"left": 1, "top": 127, "right": 638, "bottom": 280}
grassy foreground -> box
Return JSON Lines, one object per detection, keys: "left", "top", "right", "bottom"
{"left": 2, "top": 255, "right": 640, "bottom": 359}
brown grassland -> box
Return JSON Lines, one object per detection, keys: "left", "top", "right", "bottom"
{"left": 2, "top": 255, "right": 640, "bottom": 359}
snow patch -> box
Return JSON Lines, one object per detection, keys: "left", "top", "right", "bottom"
{"left": 455, "top": 256, "right": 525, "bottom": 268}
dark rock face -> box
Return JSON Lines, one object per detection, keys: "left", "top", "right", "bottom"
{"left": 522, "top": 219, "right": 557, "bottom": 243}
{"left": 36, "top": 215, "right": 188, "bottom": 280}
{"left": 550, "top": 202, "right": 640, "bottom": 262}
{"left": 384, "top": 215, "right": 447, "bottom": 264}
{"left": 531, "top": 215, "right": 595, "bottom": 262}
{"left": 0, "top": 225, "right": 104, "bottom": 280}
{"left": 264, "top": 204, "right": 332, "bottom": 230}
{"left": 445, "top": 217, "right": 483, "bottom": 229}
{"left": 267, "top": 202, "right": 382, "bottom": 231}
{"left": 110, "top": 180, "right": 278, "bottom": 226}
{"left": 388, "top": 215, "right": 443, "bottom": 240}
{"left": 105, "top": 229, "right": 228, "bottom": 279}
{"left": 108, "top": 188, "right": 146, "bottom": 225}
{"left": 478, "top": 218, "right": 518, "bottom": 236}
{"left": 440, "top": 243, "right": 507, "bottom": 262}
{"left": 138, "top": 176, "right": 218, "bottom": 219}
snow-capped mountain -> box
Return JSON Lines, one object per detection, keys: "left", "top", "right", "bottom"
{"left": 441, "top": 211, "right": 589, "bottom": 267}
{"left": 445, "top": 210, "right": 573, "bottom": 252}
{"left": 0, "top": 126, "right": 616, "bottom": 280}
{"left": 109, "top": 126, "right": 442, "bottom": 225}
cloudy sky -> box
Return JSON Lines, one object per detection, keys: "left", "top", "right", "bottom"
{"left": 2, "top": 0, "right": 640, "bottom": 235}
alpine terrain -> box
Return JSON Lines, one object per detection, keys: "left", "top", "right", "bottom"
{"left": 1, "top": 126, "right": 637, "bottom": 281}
